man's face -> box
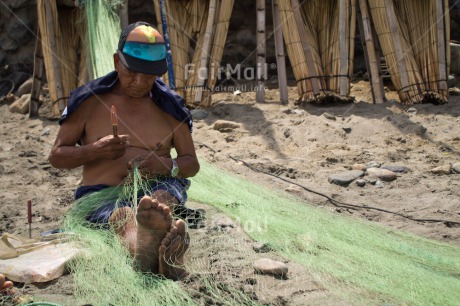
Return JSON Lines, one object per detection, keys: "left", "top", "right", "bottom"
{"left": 115, "top": 53, "right": 158, "bottom": 98}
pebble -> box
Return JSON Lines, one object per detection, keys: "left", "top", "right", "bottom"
{"left": 342, "top": 127, "right": 352, "bottom": 133}
{"left": 253, "top": 258, "right": 288, "bottom": 277}
{"left": 368, "top": 178, "right": 378, "bottom": 185}
{"left": 366, "top": 168, "right": 397, "bottom": 182}
{"left": 40, "top": 127, "right": 50, "bottom": 136}
{"left": 323, "top": 112, "right": 336, "bottom": 120}
{"left": 356, "top": 179, "right": 366, "bottom": 187}
{"left": 253, "top": 242, "right": 272, "bottom": 253}
{"left": 328, "top": 170, "right": 364, "bottom": 186}
{"left": 452, "top": 163, "right": 460, "bottom": 174}
{"left": 215, "top": 216, "right": 234, "bottom": 228}
{"left": 213, "top": 120, "right": 240, "bottom": 131}
{"left": 375, "top": 180, "right": 385, "bottom": 188}
{"left": 352, "top": 163, "right": 366, "bottom": 171}
{"left": 191, "top": 109, "right": 208, "bottom": 120}
{"left": 431, "top": 164, "right": 452, "bottom": 175}
{"left": 407, "top": 107, "right": 417, "bottom": 115}
{"left": 381, "top": 165, "right": 410, "bottom": 173}
{"left": 366, "top": 161, "right": 381, "bottom": 168}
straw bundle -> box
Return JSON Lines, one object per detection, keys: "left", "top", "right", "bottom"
{"left": 37, "top": 0, "right": 87, "bottom": 116}
{"left": 154, "top": 0, "right": 234, "bottom": 107}
{"left": 278, "top": 0, "right": 356, "bottom": 104}
{"left": 367, "top": 0, "right": 449, "bottom": 104}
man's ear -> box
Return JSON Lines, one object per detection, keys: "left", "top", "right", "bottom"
{"left": 114, "top": 53, "right": 120, "bottom": 71}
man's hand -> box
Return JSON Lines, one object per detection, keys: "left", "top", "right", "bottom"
{"left": 128, "top": 154, "right": 169, "bottom": 177}
{"left": 94, "top": 135, "right": 130, "bottom": 160}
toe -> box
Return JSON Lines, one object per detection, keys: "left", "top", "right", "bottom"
{"left": 175, "top": 219, "right": 187, "bottom": 235}
{"left": 138, "top": 196, "right": 152, "bottom": 210}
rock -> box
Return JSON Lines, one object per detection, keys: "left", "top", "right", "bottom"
{"left": 368, "top": 178, "right": 378, "bottom": 185}
{"left": 7, "top": 19, "right": 33, "bottom": 45}
{"left": 328, "top": 170, "right": 364, "bottom": 186}
{"left": 40, "top": 127, "right": 50, "bottom": 136}
{"left": 431, "top": 164, "right": 452, "bottom": 175}
{"left": 215, "top": 216, "right": 234, "bottom": 228}
{"left": 233, "top": 90, "right": 242, "bottom": 96}
{"left": 352, "top": 163, "right": 366, "bottom": 171}
{"left": 4, "top": 93, "right": 17, "bottom": 103}
{"left": 381, "top": 165, "right": 410, "bottom": 173}
{"left": 453, "top": 163, "right": 460, "bottom": 174}
{"left": 283, "top": 129, "right": 292, "bottom": 138}
{"left": 375, "top": 180, "right": 385, "bottom": 188}
{"left": 407, "top": 107, "right": 417, "bottom": 115}
{"left": 448, "top": 74, "right": 457, "bottom": 88}
{"left": 0, "top": 36, "right": 18, "bottom": 52}
{"left": 253, "top": 258, "right": 288, "bottom": 277}
{"left": 284, "top": 186, "right": 302, "bottom": 195}
{"left": 448, "top": 87, "right": 460, "bottom": 96}
{"left": 15, "top": 77, "right": 32, "bottom": 97}
{"left": 323, "top": 112, "right": 336, "bottom": 120}
{"left": 356, "top": 179, "right": 366, "bottom": 187}
{"left": 342, "top": 127, "right": 352, "bottom": 133}
{"left": 293, "top": 109, "right": 306, "bottom": 115}
{"left": 366, "top": 161, "right": 381, "bottom": 168}
{"left": 366, "top": 168, "right": 397, "bottom": 182}
{"left": 213, "top": 120, "right": 240, "bottom": 131}
{"left": 191, "top": 109, "right": 208, "bottom": 120}
{"left": 9, "top": 0, "right": 29, "bottom": 9}
{"left": 8, "top": 94, "right": 30, "bottom": 114}
{"left": 253, "top": 242, "right": 272, "bottom": 253}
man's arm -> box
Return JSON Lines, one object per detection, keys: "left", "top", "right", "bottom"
{"left": 48, "top": 102, "right": 130, "bottom": 169}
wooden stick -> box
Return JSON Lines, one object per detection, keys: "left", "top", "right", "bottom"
{"left": 194, "top": 0, "right": 217, "bottom": 104}
{"left": 30, "top": 28, "right": 44, "bottom": 118}
{"left": 44, "top": 0, "right": 65, "bottom": 113}
{"left": 27, "top": 199, "right": 32, "bottom": 239}
{"left": 272, "top": 0, "right": 288, "bottom": 105}
{"left": 119, "top": 1, "right": 129, "bottom": 30}
{"left": 358, "top": 0, "right": 383, "bottom": 103}
{"left": 291, "top": 0, "right": 320, "bottom": 95}
{"left": 386, "top": 0, "right": 409, "bottom": 92}
{"left": 256, "top": 0, "right": 266, "bottom": 102}
{"left": 436, "top": 0, "right": 447, "bottom": 91}
{"left": 339, "top": 0, "right": 348, "bottom": 96}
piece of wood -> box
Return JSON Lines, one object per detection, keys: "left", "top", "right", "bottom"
{"left": 436, "top": 0, "right": 447, "bottom": 91}
{"left": 386, "top": 0, "right": 409, "bottom": 92}
{"left": 339, "top": 0, "right": 348, "bottom": 96}
{"left": 119, "top": 1, "right": 129, "bottom": 30}
{"left": 291, "top": 0, "right": 319, "bottom": 95}
{"left": 256, "top": 0, "right": 266, "bottom": 102}
{"left": 30, "top": 28, "right": 44, "bottom": 118}
{"left": 194, "top": 0, "right": 217, "bottom": 104}
{"left": 272, "top": 0, "right": 288, "bottom": 105}
{"left": 358, "top": 0, "right": 383, "bottom": 103}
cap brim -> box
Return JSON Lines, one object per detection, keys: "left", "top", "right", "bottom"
{"left": 117, "top": 50, "right": 168, "bottom": 76}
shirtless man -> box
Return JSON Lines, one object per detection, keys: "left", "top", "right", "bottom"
{"left": 48, "top": 22, "right": 199, "bottom": 279}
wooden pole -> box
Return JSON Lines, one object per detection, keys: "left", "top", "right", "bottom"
{"left": 256, "top": 0, "right": 266, "bottom": 103}
{"left": 44, "top": 0, "right": 65, "bottom": 113}
{"left": 194, "top": 0, "right": 216, "bottom": 105}
{"left": 386, "top": 0, "right": 409, "bottom": 93}
{"left": 358, "top": 0, "right": 383, "bottom": 103}
{"left": 436, "top": 0, "right": 447, "bottom": 91}
{"left": 272, "top": 0, "right": 288, "bottom": 105}
{"left": 30, "top": 28, "right": 44, "bottom": 118}
{"left": 291, "top": 0, "right": 320, "bottom": 95}
{"left": 339, "top": 0, "right": 348, "bottom": 96}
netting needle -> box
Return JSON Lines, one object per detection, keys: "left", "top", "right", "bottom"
{"left": 111, "top": 105, "right": 118, "bottom": 137}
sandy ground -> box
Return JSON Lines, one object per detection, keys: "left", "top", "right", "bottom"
{"left": 0, "top": 80, "right": 459, "bottom": 305}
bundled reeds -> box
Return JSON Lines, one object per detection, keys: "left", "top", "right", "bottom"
{"left": 37, "top": 0, "right": 88, "bottom": 116}
{"left": 367, "top": 0, "right": 449, "bottom": 104}
{"left": 154, "top": 0, "right": 234, "bottom": 107}
{"left": 278, "top": 0, "right": 356, "bottom": 104}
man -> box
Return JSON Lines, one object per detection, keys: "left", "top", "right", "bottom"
{"left": 48, "top": 22, "right": 199, "bottom": 280}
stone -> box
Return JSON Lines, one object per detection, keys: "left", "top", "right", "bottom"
{"left": 9, "top": 0, "right": 29, "bottom": 9}
{"left": 328, "top": 170, "right": 364, "bottom": 186}
{"left": 407, "top": 107, "right": 417, "bottom": 115}
{"left": 15, "top": 77, "right": 32, "bottom": 97}
{"left": 352, "top": 163, "right": 366, "bottom": 171}
{"left": 356, "top": 179, "right": 366, "bottom": 187}
{"left": 375, "top": 180, "right": 385, "bottom": 188}
{"left": 368, "top": 178, "right": 378, "bottom": 185}
{"left": 366, "top": 168, "right": 397, "bottom": 182}
{"left": 283, "top": 128, "right": 292, "bottom": 138}
{"left": 0, "top": 36, "right": 18, "bottom": 52}
{"left": 8, "top": 94, "right": 30, "bottom": 114}
{"left": 253, "top": 242, "right": 272, "bottom": 253}
{"left": 431, "top": 164, "right": 452, "bottom": 175}
{"left": 7, "top": 19, "right": 33, "bottom": 45}
{"left": 342, "top": 127, "right": 352, "bottom": 133}
{"left": 41, "top": 127, "right": 50, "bottom": 136}
{"left": 448, "top": 87, "right": 460, "bottom": 96}
{"left": 323, "top": 112, "right": 336, "bottom": 120}
{"left": 253, "top": 258, "right": 288, "bottom": 277}
{"left": 381, "top": 165, "right": 410, "bottom": 173}
{"left": 453, "top": 163, "right": 460, "bottom": 174}
{"left": 366, "top": 161, "right": 381, "bottom": 168}
{"left": 215, "top": 216, "right": 234, "bottom": 229}
{"left": 191, "top": 109, "right": 208, "bottom": 120}
{"left": 448, "top": 74, "right": 457, "bottom": 88}
{"left": 213, "top": 120, "right": 240, "bottom": 131}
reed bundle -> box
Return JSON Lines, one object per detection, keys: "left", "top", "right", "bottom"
{"left": 367, "top": 0, "right": 449, "bottom": 104}
{"left": 154, "top": 0, "right": 234, "bottom": 107}
{"left": 278, "top": 0, "right": 356, "bottom": 104}
{"left": 37, "top": 0, "right": 88, "bottom": 116}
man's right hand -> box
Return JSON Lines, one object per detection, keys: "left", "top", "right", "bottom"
{"left": 93, "top": 135, "right": 130, "bottom": 160}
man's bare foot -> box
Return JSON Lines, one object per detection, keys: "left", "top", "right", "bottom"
{"left": 0, "top": 273, "right": 13, "bottom": 294}
{"left": 134, "top": 196, "right": 172, "bottom": 273}
{"left": 158, "top": 219, "right": 190, "bottom": 280}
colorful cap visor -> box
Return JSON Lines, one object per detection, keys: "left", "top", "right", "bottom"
{"left": 118, "top": 42, "right": 168, "bottom": 75}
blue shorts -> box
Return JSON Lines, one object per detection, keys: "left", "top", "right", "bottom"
{"left": 74, "top": 177, "right": 190, "bottom": 225}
